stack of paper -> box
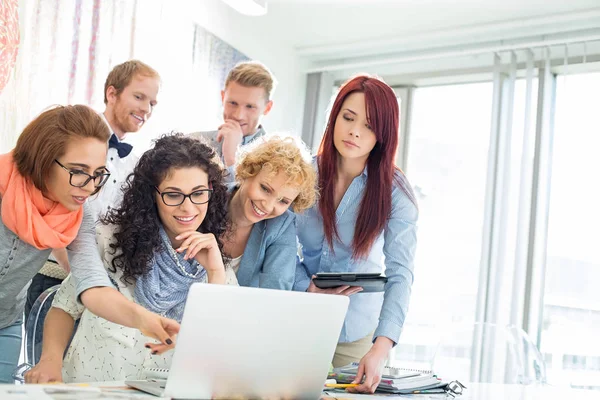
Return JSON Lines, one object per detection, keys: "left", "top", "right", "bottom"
{"left": 376, "top": 374, "right": 445, "bottom": 394}
{"left": 329, "top": 364, "right": 447, "bottom": 394}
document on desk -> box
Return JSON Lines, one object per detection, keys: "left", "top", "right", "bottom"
{"left": 0, "top": 384, "right": 100, "bottom": 400}
{"left": 329, "top": 371, "right": 444, "bottom": 394}
{"left": 322, "top": 390, "right": 443, "bottom": 399}
{"left": 0, "top": 384, "right": 169, "bottom": 399}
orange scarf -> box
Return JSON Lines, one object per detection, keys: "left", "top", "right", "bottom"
{"left": 0, "top": 152, "right": 83, "bottom": 250}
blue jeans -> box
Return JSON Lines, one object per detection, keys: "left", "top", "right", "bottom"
{"left": 0, "top": 320, "right": 22, "bottom": 383}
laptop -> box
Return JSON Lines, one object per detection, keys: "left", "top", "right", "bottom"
{"left": 126, "top": 283, "right": 349, "bottom": 399}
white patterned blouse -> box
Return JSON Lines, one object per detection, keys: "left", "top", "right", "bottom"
{"left": 52, "top": 224, "right": 238, "bottom": 383}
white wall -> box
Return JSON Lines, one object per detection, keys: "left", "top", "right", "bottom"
{"left": 178, "top": 0, "right": 308, "bottom": 137}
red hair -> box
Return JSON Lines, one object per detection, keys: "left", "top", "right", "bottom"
{"left": 317, "top": 75, "right": 416, "bottom": 259}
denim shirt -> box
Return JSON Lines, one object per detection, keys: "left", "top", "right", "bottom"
{"left": 294, "top": 169, "right": 418, "bottom": 344}
{"left": 0, "top": 200, "right": 113, "bottom": 329}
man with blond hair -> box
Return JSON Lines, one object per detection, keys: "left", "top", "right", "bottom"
{"left": 25, "top": 60, "right": 161, "bottom": 322}
{"left": 190, "top": 60, "right": 276, "bottom": 181}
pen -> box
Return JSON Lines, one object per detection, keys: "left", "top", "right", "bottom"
{"left": 324, "top": 383, "right": 359, "bottom": 388}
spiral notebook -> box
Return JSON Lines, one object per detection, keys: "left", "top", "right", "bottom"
{"left": 337, "top": 362, "right": 431, "bottom": 379}
{"left": 330, "top": 363, "right": 446, "bottom": 394}
{"left": 144, "top": 367, "right": 170, "bottom": 380}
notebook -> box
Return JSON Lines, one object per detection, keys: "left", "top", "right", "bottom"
{"left": 330, "top": 363, "right": 445, "bottom": 394}
{"left": 336, "top": 362, "right": 430, "bottom": 379}
{"left": 145, "top": 367, "right": 170, "bottom": 380}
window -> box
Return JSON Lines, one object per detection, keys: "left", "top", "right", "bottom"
{"left": 540, "top": 72, "right": 600, "bottom": 390}
{"left": 394, "top": 82, "right": 493, "bottom": 368}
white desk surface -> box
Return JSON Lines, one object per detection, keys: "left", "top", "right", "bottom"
{"left": 0, "top": 381, "right": 165, "bottom": 399}
{"left": 2, "top": 381, "right": 598, "bottom": 399}
{"left": 323, "top": 383, "right": 599, "bottom": 400}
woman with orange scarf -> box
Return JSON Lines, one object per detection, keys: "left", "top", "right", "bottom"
{"left": 0, "top": 105, "right": 179, "bottom": 383}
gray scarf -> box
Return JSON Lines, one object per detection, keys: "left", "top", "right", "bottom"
{"left": 134, "top": 225, "right": 207, "bottom": 322}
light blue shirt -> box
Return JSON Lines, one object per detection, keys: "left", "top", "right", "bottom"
{"left": 236, "top": 209, "right": 297, "bottom": 290}
{"left": 241, "top": 128, "right": 262, "bottom": 146}
{"left": 294, "top": 168, "right": 418, "bottom": 344}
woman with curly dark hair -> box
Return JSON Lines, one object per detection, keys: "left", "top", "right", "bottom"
{"left": 27, "top": 134, "right": 236, "bottom": 384}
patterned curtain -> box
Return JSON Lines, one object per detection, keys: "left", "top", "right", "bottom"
{"left": 185, "top": 24, "right": 249, "bottom": 133}
{"left": 0, "top": 0, "right": 19, "bottom": 96}
{"left": 0, "top": 0, "right": 139, "bottom": 153}
{"left": 0, "top": 0, "right": 251, "bottom": 153}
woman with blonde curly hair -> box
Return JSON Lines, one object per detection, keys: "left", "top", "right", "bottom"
{"left": 221, "top": 135, "right": 317, "bottom": 289}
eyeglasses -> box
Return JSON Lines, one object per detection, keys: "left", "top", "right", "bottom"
{"left": 54, "top": 160, "right": 111, "bottom": 188}
{"left": 444, "top": 380, "right": 467, "bottom": 397}
{"left": 12, "top": 362, "right": 32, "bottom": 383}
{"left": 154, "top": 187, "right": 213, "bottom": 206}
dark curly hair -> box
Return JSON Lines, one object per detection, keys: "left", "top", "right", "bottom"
{"left": 102, "top": 133, "right": 229, "bottom": 284}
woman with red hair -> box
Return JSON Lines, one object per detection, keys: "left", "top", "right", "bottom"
{"left": 295, "top": 75, "right": 418, "bottom": 393}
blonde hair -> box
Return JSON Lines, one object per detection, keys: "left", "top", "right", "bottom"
{"left": 103, "top": 60, "right": 160, "bottom": 104}
{"left": 225, "top": 61, "right": 277, "bottom": 101}
{"left": 235, "top": 135, "right": 317, "bottom": 212}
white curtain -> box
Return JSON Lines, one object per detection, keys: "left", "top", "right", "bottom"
{"left": 473, "top": 48, "right": 555, "bottom": 384}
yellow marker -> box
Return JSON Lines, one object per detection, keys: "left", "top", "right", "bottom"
{"left": 324, "top": 383, "right": 359, "bottom": 388}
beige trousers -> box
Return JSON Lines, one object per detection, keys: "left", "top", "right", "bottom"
{"left": 332, "top": 331, "right": 376, "bottom": 368}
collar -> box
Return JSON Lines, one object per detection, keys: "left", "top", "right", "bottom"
{"left": 242, "top": 125, "right": 265, "bottom": 146}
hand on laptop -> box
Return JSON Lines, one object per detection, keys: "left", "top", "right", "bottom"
{"left": 217, "top": 119, "right": 243, "bottom": 167}
{"left": 347, "top": 337, "right": 394, "bottom": 394}
{"left": 307, "top": 275, "right": 363, "bottom": 296}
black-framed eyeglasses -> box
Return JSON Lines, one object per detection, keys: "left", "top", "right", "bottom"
{"left": 54, "top": 159, "right": 111, "bottom": 188}
{"left": 154, "top": 186, "right": 213, "bottom": 206}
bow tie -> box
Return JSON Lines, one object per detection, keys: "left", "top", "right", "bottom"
{"left": 108, "top": 134, "right": 133, "bottom": 158}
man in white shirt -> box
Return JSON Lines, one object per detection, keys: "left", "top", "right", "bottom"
{"left": 89, "top": 60, "right": 161, "bottom": 219}
{"left": 25, "top": 60, "right": 161, "bottom": 321}
{"left": 189, "top": 61, "right": 276, "bottom": 181}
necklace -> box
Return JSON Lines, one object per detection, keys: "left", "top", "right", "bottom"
{"left": 166, "top": 244, "right": 202, "bottom": 279}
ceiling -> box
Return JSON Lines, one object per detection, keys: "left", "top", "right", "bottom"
{"left": 245, "top": 0, "right": 600, "bottom": 80}
{"left": 263, "top": 0, "right": 600, "bottom": 51}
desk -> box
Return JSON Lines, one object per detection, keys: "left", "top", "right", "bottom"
{"left": 1, "top": 382, "right": 598, "bottom": 399}
{"left": 0, "top": 381, "right": 166, "bottom": 399}
{"left": 322, "top": 383, "right": 599, "bottom": 400}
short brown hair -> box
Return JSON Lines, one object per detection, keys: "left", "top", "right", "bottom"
{"left": 225, "top": 61, "right": 277, "bottom": 101}
{"left": 235, "top": 135, "right": 317, "bottom": 212}
{"left": 103, "top": 60, "right": 160, "bottom": 104}
{"left": 13, "top": 105, "right": 111, "bottom": 193}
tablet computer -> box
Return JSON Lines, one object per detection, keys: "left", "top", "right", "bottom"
{"left": 313, "top": 272, "right": 387, "bottom": 293}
